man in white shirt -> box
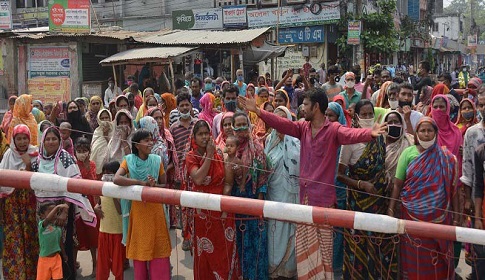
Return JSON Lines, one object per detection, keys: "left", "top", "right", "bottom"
{"left": 104, "top": 77, "right": 122, "bottom": 107}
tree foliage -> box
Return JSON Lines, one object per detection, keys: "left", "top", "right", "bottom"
{"left": 337, "top": 0, "right": 399, "bottom": 55}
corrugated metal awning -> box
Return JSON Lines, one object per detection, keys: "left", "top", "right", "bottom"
{"left": 100, "top": 46, "right": 198, "bottom": 66}
{"left": 141, "top": 27, "right": 271, "bottom": 45}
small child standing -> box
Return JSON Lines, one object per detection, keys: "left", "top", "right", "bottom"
{"left": 96, "top": 161, "right": 124, "bottom": 280}
{"left": 59, "top": 122, "right": 74, "bottom": 157}
{"left": 37, "top": 202, "right": 69, "bottom": 280}
{"left": 224, "top": 135, "right": 246, "bottom": 193}
{"left": 74, "top": 136, "right": 99, "bottom": 276}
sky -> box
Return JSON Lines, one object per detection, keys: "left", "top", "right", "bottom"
{"left": 444, "top": 0, "right": 451, "bottom": 8}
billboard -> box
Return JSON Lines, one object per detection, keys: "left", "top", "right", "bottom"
{"left": 172, "top": 8, "right": 223, "bottom": 30}
{"left": 49, "top": 0, "right": 90, "bottom": 33}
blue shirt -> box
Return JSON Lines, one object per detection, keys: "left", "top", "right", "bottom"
{"left": 191, "top": 94, "right": 203, "bottom": 112}
{"left": 234, "top": 81, "right": 247, "bottom": 97}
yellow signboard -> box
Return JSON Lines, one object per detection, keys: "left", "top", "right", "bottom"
{"left": 28, "top": 77, "right": 71, "bottom": 104}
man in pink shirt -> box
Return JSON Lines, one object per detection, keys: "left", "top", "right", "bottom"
{"left": 239, "top": 88, "right": 386, "bottom": 279}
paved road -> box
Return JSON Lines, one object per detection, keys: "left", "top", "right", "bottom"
{"left": 77, "top": 229, "right": 472, "bottom": 280}
{"left": 77, "top": 229, "right": 192, "bottom": 279}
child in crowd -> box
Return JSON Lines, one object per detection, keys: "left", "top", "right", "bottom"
{"left": 37, "top": 202, "right": 69, "bottom": 280}
{"left": 95, "top": 161, "right": 124, "bottom": 280}
{"left": 114, "top": 129, "right": 171, "bottom": 280}
{"left": 59, "top": 122, "right": 74, "bottom": 157}
{"left": 43, "top": 103, "right": 53, "bottom": 118}
{"left": 224, "top": 135, "right": 245, "bottom": 194}
{"left": 74, "top": 136, "right": 99, "bottom": 276}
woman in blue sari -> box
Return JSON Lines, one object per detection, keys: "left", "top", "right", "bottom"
{"left": 325, "top": 101, "right": 347, "bottom": 276}
{"left": 265, "top": 106, "right": 300, "bottom": 279}
{"left": 231, "top": 111, "right": 269, "bottom": 280}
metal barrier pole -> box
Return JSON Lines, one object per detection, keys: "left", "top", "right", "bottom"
{"left": 1, "top": 169, "right": 484, "bottom": 245}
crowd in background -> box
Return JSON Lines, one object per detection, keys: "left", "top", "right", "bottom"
{"left": 0, "top": 59, "right": 484, "bottom": 280}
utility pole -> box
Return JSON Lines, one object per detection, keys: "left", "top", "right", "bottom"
{"left": 355, "top": 0, "right": 364, "bottom": 75}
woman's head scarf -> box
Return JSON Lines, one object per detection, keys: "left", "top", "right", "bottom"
{"left": 161, "top": 93, "right": 177, "bottom": 128}
{"left": 328, "top": 102, "right": 347, "bottom": 126}
{"left": 139, "top": 116, "right": 169, "bottom": 167}
{"left": 90, "top": 109, "right": 114, "bottom": 174}
{"left": 430, "top": 94, "right": 463, "bottom": 157}
{"left": 87, "top": 95, "right": 103, "bottom": 130}
{"left": 215, "top": 111, "right": 234, "bottom": 151}
{"left": 455, "top": 98, "right": 478, "bottom": 136}
{"left": 198, "top": 93, "right": 217, "bottom": 126}
{"left": 376, "top": 81, "right": 392, "bottom": 108}
{"left": 31, "top": 107, "right": 46, "bottom": 123}
{"left": 7, "top": 94, "right": 38, "bottom": 146}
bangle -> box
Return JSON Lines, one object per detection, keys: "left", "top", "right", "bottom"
{"left": 357, "top": 180, "right": 362, "bottom": 190}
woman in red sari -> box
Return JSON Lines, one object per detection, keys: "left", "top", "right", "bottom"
{"left": 185, "top": 120, "right": 239, "bottom": 279}
{"left": 388, "top": 117, "right": 459, "bottom": 279}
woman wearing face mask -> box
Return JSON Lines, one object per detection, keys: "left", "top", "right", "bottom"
{"left": 107, "top": 109, "right": 134, "bottom": 164}
{"left": 231, "top": 111, "right": 269, "bottom": 280}
{"left": 66, "top": 100, "right": 93, "bottom": 143}
{"left": 337, "top": 99, "right": 397, "bottom": 279}
{"left": 0, "top": 124, "right": 39, "bottom": 280}
{"left": 264, "top": 106, "right": 300, "bottom": 279}
{"left": 383, "top": 111, "right": 413, "bottom": 196}
{"left": 430, "top": 95, "right": 463, "bottom": 158}
{"left": 388, "top": 117, "right": 459, "bottom": 279}
{"left": 90, "top": 109, "right": 114, "bottom": 179}
{"left": 456, "top": 98, "right": 478, "bottom": 136}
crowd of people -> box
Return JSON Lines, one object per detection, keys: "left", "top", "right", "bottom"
{"left": 0, "top": 61, "right": 484, "bottom": 280}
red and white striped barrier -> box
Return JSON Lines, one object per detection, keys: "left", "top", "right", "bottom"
{"left": 2, "top": 169, "right": 485, "bottom": 245}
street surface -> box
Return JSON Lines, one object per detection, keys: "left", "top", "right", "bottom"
{"left": 77, "top": 229, "right": 472, "bottom": 280}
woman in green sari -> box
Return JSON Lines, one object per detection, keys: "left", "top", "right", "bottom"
{"left": 337, "top": 99, "right": 397, "bottom": 280}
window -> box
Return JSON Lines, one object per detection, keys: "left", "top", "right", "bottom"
{"left": 16, "top": 0, "right": 46, "bottom": 8}
{"left": 433, "top": 22, "right": 439, "bottom": 32}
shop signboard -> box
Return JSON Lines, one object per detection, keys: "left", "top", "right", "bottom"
{"left": 247, "top": 2, "right": 340, "bottom": 28}
{"left": 0, "top": 1, "right": 12, "bottom": 30}
{"left": 278, "top": 26, "right": 324, "bottom": 44}
{"left": 468, "top": 34, "right": 478, "bottom": 47}
{"left": 223, "top": 6, "right": 247, "bottom": 28}
{"left": 29, "top": 46, "right": 70, "bottom": 78}
{"left": 28, "top": 78, "right": 71, "bottom": 104}
{"left": 49, "top": 0, "right": 90, "bottom": 34}
{"left": 347, "top": 20, "right": 361, "bottom": 45}
{"left": 172, "top": 8, "right": 223, "bottom": 30}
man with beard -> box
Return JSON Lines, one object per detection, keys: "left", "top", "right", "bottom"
{"left": 211, "top": 84, "right": 239, "bottom": 138}
{"left": 396, "top": 82, "right": 423, "bottom": 135}
{"left": 238, "top": 88, "right": 387, "bottom": 280}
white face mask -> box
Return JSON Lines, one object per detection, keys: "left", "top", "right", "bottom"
{"left": 388, "top": 100, "right": 399, "bottom": 110}
{"left": 418, "top": 136, "right": 436, "bottom": 149}
{"left": 179, "top": 111, "right": 191, "bottom": 119}
{"left": 345, "top": 81, "right": 355, "bottom": 89}
{"left": 358, "top": 117, "right": 374, "bottom": 128}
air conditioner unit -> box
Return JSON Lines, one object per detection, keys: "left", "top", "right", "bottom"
{"left": 260, "top": 0, "right": 278, "bottom": 5}
{"left": 286, "top": 0, "right": 307, "bottom": 4}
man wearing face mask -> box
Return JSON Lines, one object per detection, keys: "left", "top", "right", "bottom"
{"left": 459, "top": 65, "right": 470, "bottom": 89}
{"left": 396, "top": 82, "right": 423, "bottom": 135}
{"left": 212, "top": 85, "right": 239, "bottom": 138}
{"left": 322, "top": 65, "right": 344, "bottom": 102}
{"left": 339, "top": 72, "right": 362, "bottom": 109}
{"left": 234, "top": 69, "right": 247, "bottom": 97}
{"left": 204, "top": 77, "right": 214, "bottom": 92}
{"left": 104, "top": 77, "right": 122, "bottom": 107}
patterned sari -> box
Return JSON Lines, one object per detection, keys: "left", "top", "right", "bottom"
{"left": 343, "top": 136, "right": 398, "bottom": 280}
{"left": 185, "top": 121, "right": 239, "bottom": 279}
{"left": 400, "top": 142, "right": 457, "bottom": 280}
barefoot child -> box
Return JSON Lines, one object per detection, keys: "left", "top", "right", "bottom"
{"left": 96, "top": 161, "right": 124, "bottom": 280}
{"left": 37, "top": 202, "right": 69, "bottom": 280}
